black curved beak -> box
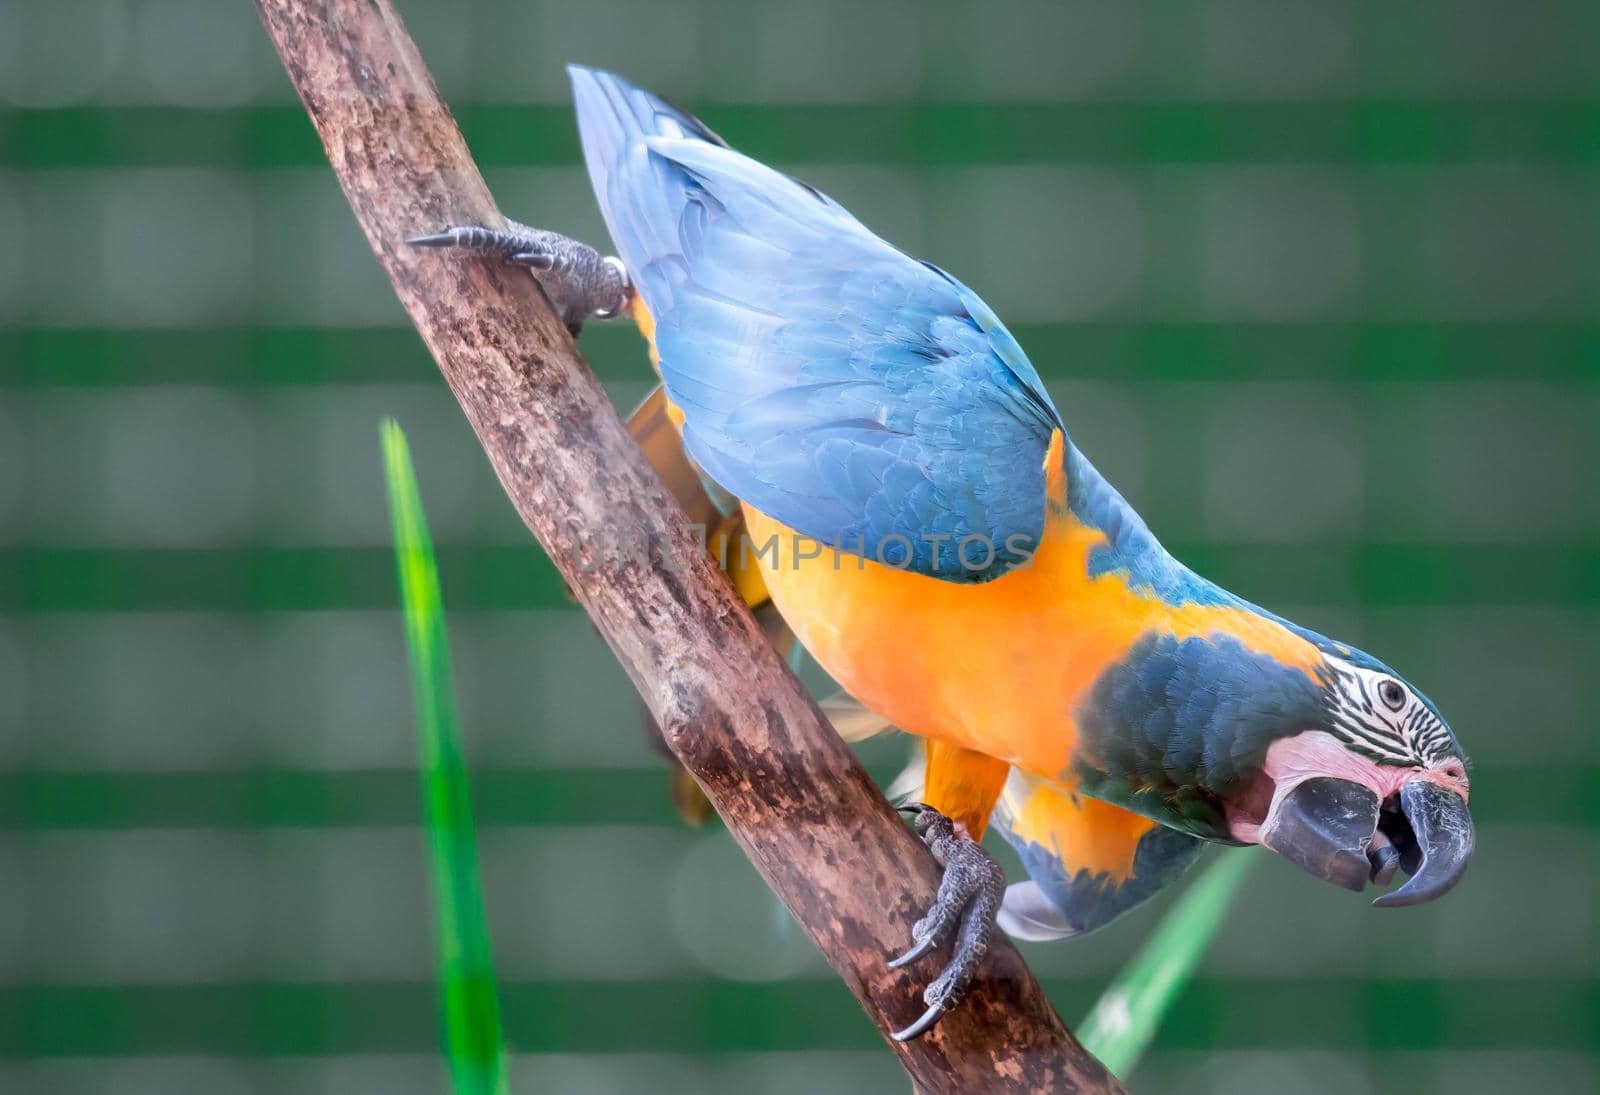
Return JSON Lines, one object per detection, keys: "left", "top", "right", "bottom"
{"left": 1259, "top": 777, "right": 1380, "bottom": 892}
{"left": 1371, "top": 780, "right": 1474, "bottom": 908}
{"left": 1259, "top": 776, "right": 1475, "bottom": 906}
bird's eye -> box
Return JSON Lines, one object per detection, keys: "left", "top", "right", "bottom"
{"left": 1377, "top": 679, "right": 1407, "bottom": 711}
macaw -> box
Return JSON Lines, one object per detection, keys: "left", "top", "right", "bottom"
{"left": 412, "top": 67, "right": 1474, "bottom": 1041}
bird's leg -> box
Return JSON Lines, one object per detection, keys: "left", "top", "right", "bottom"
{"left": 889, "top": 804, "right": 1006, "bottom": 1041}
{"left": 407, "top": 221, "right": 630, "bottom": 335}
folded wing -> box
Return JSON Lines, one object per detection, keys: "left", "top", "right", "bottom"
{"left": 571, "top": 65, "right": 1062, "bottom": 582}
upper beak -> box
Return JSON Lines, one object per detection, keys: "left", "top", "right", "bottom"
{"left": 1371, "top": 780, "right": 1475, "bottom": 908}
{"left": 1259, "top": 776, "right": 1474, "bottom": 907}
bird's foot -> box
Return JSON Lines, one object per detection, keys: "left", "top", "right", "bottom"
{"left": 406, "top": 220, "right": 630, "bottom": 334}
{"left": 888, "top": 803, "right": 1006, "bottom": 1041}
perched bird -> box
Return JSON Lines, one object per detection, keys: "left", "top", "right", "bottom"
{"left": 411, "top": 67, "right": 1474, "bottom": 1041}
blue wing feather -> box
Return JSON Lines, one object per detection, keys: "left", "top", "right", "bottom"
{"left": 571, "top": 66, "right": 1062, "bottom": 581}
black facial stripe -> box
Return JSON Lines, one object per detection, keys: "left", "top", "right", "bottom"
{"left": 1413, "top": 716, "right": 1450, "bottom": 753}
{"left": 1332, "top": 718, "right": 1413, "bottom": 762}
{"left": 1343, "top": 739, "right": 1415, "bottom": 768}
{"left": 1342, "top": 740, "right": 1387, "bottom": 763}
{"left": 1322, "top": 660, "right": 1455, "bottom": 768}
{"left": 1335, "top": 710, "right": 1425, "bottom": 765}
{"left": 1334, "top": 719, "right": 1402, "bottom": 754}
{"left": 1419, "top": 733, "right": 1453, "bottom": 760}
{"left": 1328, "top": 687, "right": 1402, "bottom": 740}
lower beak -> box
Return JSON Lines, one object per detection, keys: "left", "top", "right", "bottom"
{"left": 1259, "top": 777, "right": 1378, "bottom": 892}
{"left": 1258, "top": 776, "right": 1474, "bottom": 907}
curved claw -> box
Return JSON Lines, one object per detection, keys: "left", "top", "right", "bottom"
{"left": 886, "top": 935, "right": 937, "bottom": 970}
{"left": 891, "top": 1001, "right": 947, "bottom": 1043}
{"left": 1372, "top": 780, "right": 1474, "bottom": 908}
{"left": 406, "top": 226, "right": 509, "bottom": 250}
{"left": 884, "top": 803, "right": 1005, "bottom": 1040}
{"left": 405, "top": 229, "right": 462, "bottom": 248}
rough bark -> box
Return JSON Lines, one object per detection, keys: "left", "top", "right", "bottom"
{"left": 254, "top": 2, "right": 1125, "bottom": 1090}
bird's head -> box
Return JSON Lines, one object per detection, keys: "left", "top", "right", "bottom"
{"left": 1226, "top": 648, "right": 1473, "bottom": 907}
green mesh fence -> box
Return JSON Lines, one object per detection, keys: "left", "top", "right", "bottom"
{"left": 0, "top": 2, "right": 1596, "bottom": 1092}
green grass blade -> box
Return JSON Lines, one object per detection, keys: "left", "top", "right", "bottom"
{"left": 1078, "top": 849, "right": 1258, "bottom": 1080}
{"left": 381, "top": 419, "right": 510, "bottom": 1095}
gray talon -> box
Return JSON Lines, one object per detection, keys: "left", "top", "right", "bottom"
{"left": 891, "top": 1001, "right": 946, "bottom": 1043}
{"left": 406, "top": 226, "right": 507, "bottom": 250}
{"left": 886, "top": 935, "right": 937, "bottom": 970}
{"left": 406, "top": 219, "right": 631, "bottom": 334}
{"left": 889, "top": 804, "right": 1005, "bottom": 1042}
{"left": 404, "top": 229, "right": 464, "bottom": 248}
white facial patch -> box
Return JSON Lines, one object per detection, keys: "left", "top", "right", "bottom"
{"left": 1321, "top": 655, "right": 1456, "bottom": 768}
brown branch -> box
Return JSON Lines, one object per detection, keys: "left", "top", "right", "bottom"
{"left": 254, "top": 2, "right": 1124, "bottom": 1090}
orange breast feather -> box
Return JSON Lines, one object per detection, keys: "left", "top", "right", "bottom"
{"left": 743, "top": 454, "right": 1320, "bottom": 782}
{"left": 628, "top": 296, "right": 1318, "bottom": 784}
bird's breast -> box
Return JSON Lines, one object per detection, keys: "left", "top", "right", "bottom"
{"left": 743, "top": 504, "right": 1322, "bottom": 786}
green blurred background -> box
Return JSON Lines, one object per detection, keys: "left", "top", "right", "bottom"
{"left": 2, "top": 1, "right": 1598, "bottom": 1091}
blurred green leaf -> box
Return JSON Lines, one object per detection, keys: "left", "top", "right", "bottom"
{"left": 1078, "top": 849, "right": 1257, "bottom": 1080}
{"left": 382, "top": 419, "right": 510, "bottom": 1095}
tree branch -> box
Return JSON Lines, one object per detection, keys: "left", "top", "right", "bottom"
{"left": 254, "top": 2, "right": 1123, "bottom": 1089}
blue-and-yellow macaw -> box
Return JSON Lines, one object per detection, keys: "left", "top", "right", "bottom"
{"left": 412, "top": 67, "right": 1474, "bottom": 1040}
